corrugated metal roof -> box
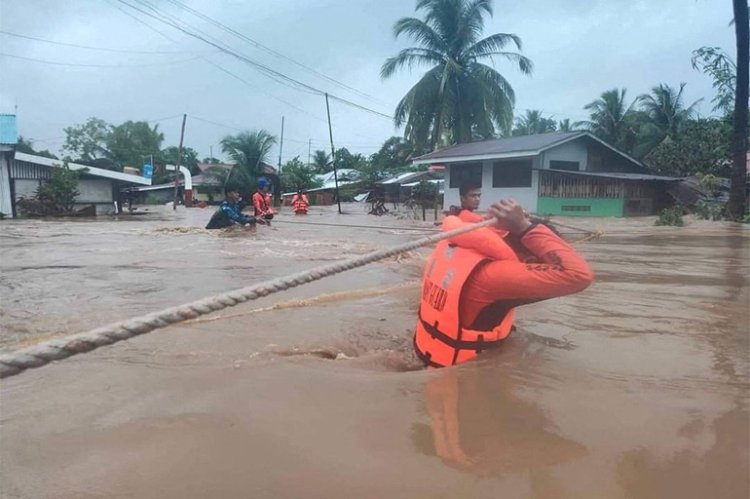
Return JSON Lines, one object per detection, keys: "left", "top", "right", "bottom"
{"left": 13, "top": 152, "right": 151, "bottom": 185}
{"left": 0, "top": 114, "right": 18, "bottom": 145}
{"left": 545, "top": 169, "right": 681, "bottom": 181}
{"left": 413, "top": 131, "right": 584, "bottom": 162}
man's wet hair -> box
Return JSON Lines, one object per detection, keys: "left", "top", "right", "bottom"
{"left": 459, "top": 181, "right": 481, "bottom": 197}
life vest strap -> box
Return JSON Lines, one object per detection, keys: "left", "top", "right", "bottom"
{"left": 412, "top": 336, "right": 446, "bottom": 368}
{"left": 419, "top": 314, "right": 501, "bottom": 352}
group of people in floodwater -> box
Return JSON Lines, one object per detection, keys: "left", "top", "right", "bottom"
{"left": 205, "top": 177, "right": 310, "bottom": 230}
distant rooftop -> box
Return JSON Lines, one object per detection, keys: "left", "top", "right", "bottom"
{"left": 0, "top": 114, "right": 18, "bottom": 145}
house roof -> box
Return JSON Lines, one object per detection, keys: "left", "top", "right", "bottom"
{"left": 379, "top": 170, "right": 437, "bottom": 185}
{"left": 196, "top": 162, "right": 277, "bottom": 175}
{"left": 546, "top": 169, "right": 682, "bottom": 181}
{"left": 14, "top": 151, "right": 151, "bottom": 185}
{"left": 412, "top": 131, "right": 644, "bottom": 169}
{"left": 0, "top": 114, "right": 18, "bottom": 145}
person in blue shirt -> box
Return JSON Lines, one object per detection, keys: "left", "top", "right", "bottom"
{"left": 205, "top": 188, "right": 262, "bottom": 230}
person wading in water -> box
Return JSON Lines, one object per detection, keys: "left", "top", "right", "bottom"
{"left": 414, "top": 199, "right": 594, "bottom": 368}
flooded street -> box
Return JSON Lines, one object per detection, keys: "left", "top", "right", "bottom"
{"left": 1, "top": 204, "right": 748, "bottom": 498}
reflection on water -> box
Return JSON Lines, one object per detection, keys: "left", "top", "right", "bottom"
{"left": 0, "top": 206, "right": 748, "bottom": 498}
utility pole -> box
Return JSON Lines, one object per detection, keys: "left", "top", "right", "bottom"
{"left": 325, "top": 93, "right": 342, "bottom": 214}
{"left": 277, "top": 116, "right": 284, "bottom": 206}
{"left": 173, "top": 113, "right": 186, "bottom": 211}
{"left": 209, "top": 145, "right": 213, "bottom": 162}
{"left": 307, "top": 139, "right": 311, "bottom": 168}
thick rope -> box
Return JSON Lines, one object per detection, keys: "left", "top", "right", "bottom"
{"left": 0, "top": 218, "right": 498, "bottom": 379}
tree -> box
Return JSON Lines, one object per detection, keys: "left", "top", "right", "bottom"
{"left": 333, "top": 147, "right": 367, "bottom": 171}
{"left": 280, "top": 157, "right": 323, "bottom": 192}
{"left": 160, "top": 146, "right": 199, "bottom": 174}
{"left": 381, "top": 0, "right": 533, "bottom": 151}
{"left": 220, "top": 130, "right": 277, "bottom": 193}
{"left": 638, "top": 83, "right": 701, "bottom": 140}
{"left": 17, "top": 163, "right": 82, "bottom": 216}
{"left": 644, "top": 118, "right": 732, "bottom": 176}
{"left": 370, "top": 136, "right": 420, "bottom": 174}
{"left": 512, "top": 110, "right": 557, "bottom": 135}
{"left": 691, "top": 46, "right": 737, "bottom": 114}
{"left": 727, "top": 0, "right": 748, "bottom": 219}
{"left": 311, "top": 150, "right": 331, "bottom": 173}
{"left": 107, "top": 121, "right": 164, "bottom": 170}
{"left": 557, "top": 119, "right": 576, "bottom": 132}
{"left": 63, "top": 117, "right": 112, "bottom": 164}
{"left": 16, "top": 136, "right": 58, "bottom": 159}
{"left": 577, "top": 89, "right": 639, "bottom": 152}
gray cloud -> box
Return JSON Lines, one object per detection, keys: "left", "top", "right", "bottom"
{"left": 0, "top": 0, "right": 737, "bottom": 163}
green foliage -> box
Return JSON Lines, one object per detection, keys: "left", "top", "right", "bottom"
{"left": 16, "top": 136, "right": 58, "bottom": 159}
{"left": 512, "top": 110, "right": 557, "bottom": 135}
{"left": 311, "top": 150, "right": 331, "bottom": 173}
{"left": 638, "top": 83, "right": 701, "bottom": 140}
{"left": 644, "top": 118, "right": 732, "bottom": 176}
{"left": 280, "top": 157, "right": 322, "bottom": 192}
{"left": 691, "top": 47, "right": 737, "bottom": 114}
{"left": 655, "top": 205, "right": 684, "bottom": 226}
{"left": 107, "top": 121, "right": 164, "bottom": 169}
{"left": 63, "top": 117, "right": 112, "bottom": 164}
{"left": 18, "top": 163, "right": 82, "bottom": 216}
{"left": 160, "top": 146, "right": 200, "bottom": 174}
{"left": 382, "top": 0, "right": 532, "bottom": 150}
{"left": 693, "top": 200, "right": 725, "bottom": 220}
{"left": 369, "top": 136, "right": 419, "bottom": 174}
{"left": 557, "top": 119, "right": 575, "bottom": 132}
{"left": 576, "top": 89, "right": 639, "bottom": 152}
{"left": 220, "top": 130, "right": 277, "bottom": 195}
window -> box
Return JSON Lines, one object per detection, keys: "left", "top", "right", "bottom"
{"left": 492, "top": 160, "right": 532, "bottom": 187}
{"left": 549, "top": 160, "right": 580, "bottom": 171}
{"left": 449, "top": 163, "right": 482, "bottom": 189}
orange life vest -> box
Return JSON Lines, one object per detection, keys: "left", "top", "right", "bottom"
{"left": 292, "top": 194, "right": 309, "bottom": 213}
{"left": 414, "top": 239, "right": 515, "bottom": 368}
{"left": 253, "top": 191, "right": 274, "bottom": 216}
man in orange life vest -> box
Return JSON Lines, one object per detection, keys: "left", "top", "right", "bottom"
{"left": 291, "top": 189, "right": 310, "bottom": 215}
{"left": 447, "top": 181, "right": 482, "bottom": 220}
{"left": 252, "top": 177, "right": 275, "bottom": 224}
{"left": 414, "top": 199, "right": 594, "bottom": 368}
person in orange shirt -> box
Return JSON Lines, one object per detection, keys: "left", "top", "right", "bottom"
{"left": 414, "top": 199, "right": 594, "bottom": 368}
{"left": 291, "top": 189, "right": 310, "bottom": 215}
{"left": 252, "top": 177, "right": 275, "bottom": 224}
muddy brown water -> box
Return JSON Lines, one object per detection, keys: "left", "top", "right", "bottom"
{"left": 1, "top": 204, "right": 748, "bottom": 498}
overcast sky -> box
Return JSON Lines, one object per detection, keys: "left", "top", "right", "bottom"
{"left": 0, "top": 0, "right": 738, "bottom": 165}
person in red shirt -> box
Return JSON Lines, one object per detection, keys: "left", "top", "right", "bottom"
{"left": 252, "top": 177, "right": 275, "bottom": 224}
{"left": 414, "top": 199, "right": 594, "bottom": 368}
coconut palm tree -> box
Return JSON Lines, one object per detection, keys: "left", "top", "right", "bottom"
{"left": 577, "top": 89, "right": 639, "bottom": 151}
{"left": 311, "top": 150, "right": 332, "bottom": 174}
{"left": 638, "top": 83, "right": 701, "bottom": 140}
{"left": 512, "top": 110, "right": 557, "bottom": 136}
{"left": 220, "top": 130, "right": 277, "bottom": 190}
{"left": 381, "top": 0, "right": 533, "bottom": 151}
{"left": 557, "top": 119, "right": 576, "bottom": 132}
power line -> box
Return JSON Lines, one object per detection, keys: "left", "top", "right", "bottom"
{"left": 161, "top": 0, "right": 387, "bottom": 105}
{"left": 0, "top": 52, "right": 200, "bottom": 68}
{"left": 114, "top": 0, "right": 395, "bottom": 120}
{"left": 106, "top": 0, "right": 329, "bottom": 123}
{"left": 0, "top": 29, "right": 185, "bottom": 54}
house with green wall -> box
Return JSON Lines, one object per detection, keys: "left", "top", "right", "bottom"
{"left": 412, "top": 131, "right": 680, "bottom": 217}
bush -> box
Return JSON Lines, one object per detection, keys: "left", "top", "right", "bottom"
{"left": 17, "top": 164, "right": 81, "bottom": 216}
{"left": 693, "top": 200, "right": 724, "bottom": 220}
{"left": 655, "top": 205, "right": 684, "bottom": 226}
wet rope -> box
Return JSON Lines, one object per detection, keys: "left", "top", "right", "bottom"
{"left": 0, "top": 218, "right": 498, "bottom": 379}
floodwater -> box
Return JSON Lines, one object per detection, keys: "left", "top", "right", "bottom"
{"left": 0, "top": 204, "right": 748, "bottom": 498}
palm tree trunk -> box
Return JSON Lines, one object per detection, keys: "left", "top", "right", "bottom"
{"left": 727, "top": 0, "right": 749, "bottom": 218}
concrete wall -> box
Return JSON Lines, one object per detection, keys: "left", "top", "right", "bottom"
{"left": 0, "top": 155, "right": 12, "bottom": 217}
{"left": 540, "top": 140, "right": 589, "bottom": 170}
{"left": 76, "top": 179, "right": 113, "bottom": 203}
{"left": 14, "top": 179, "right": 41, "bottom": 200}
{"left": 444, "top": 159, "right": 539, "bottom": 213}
